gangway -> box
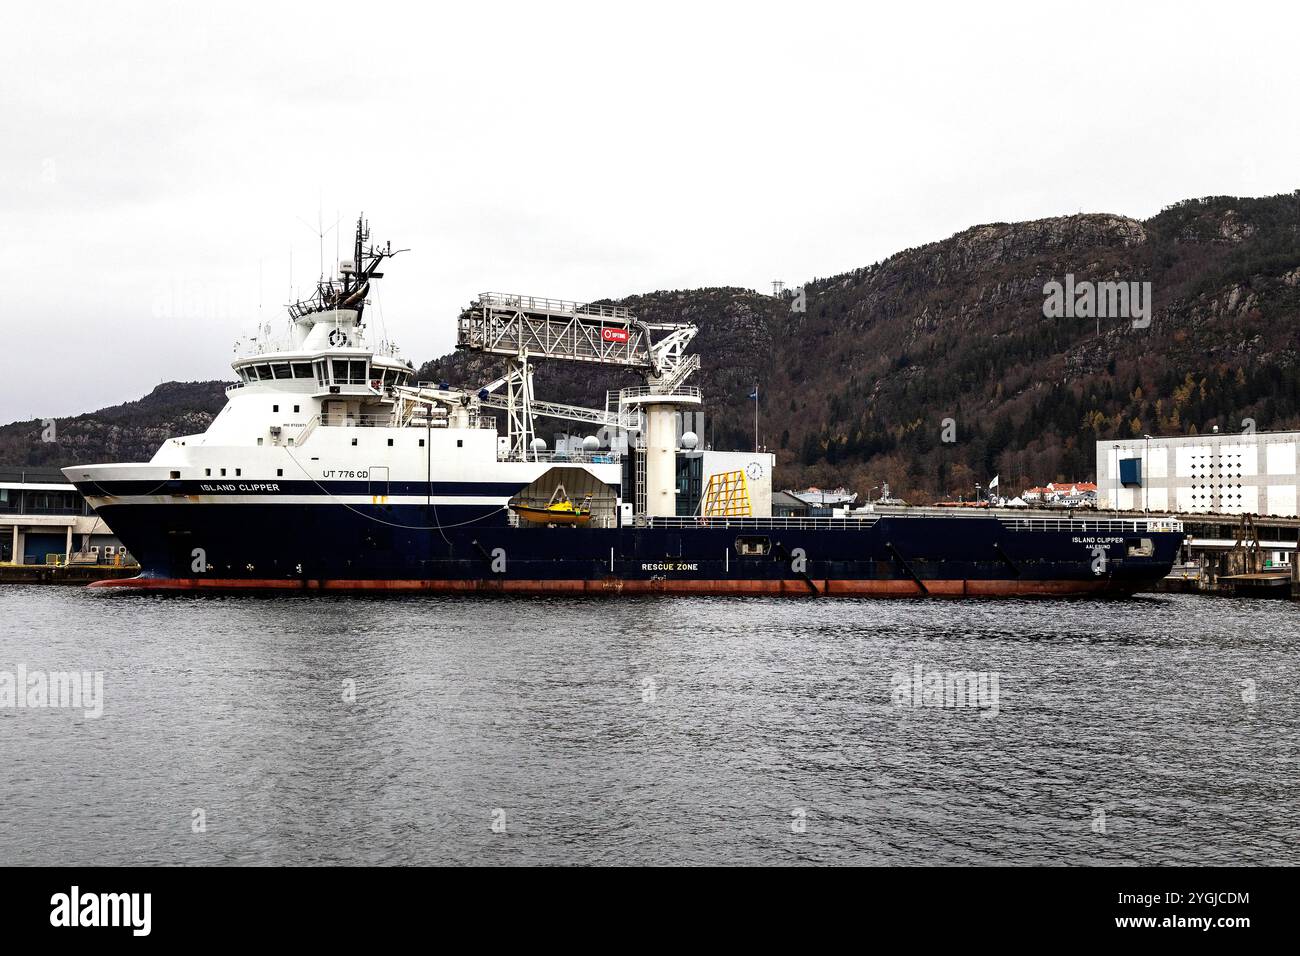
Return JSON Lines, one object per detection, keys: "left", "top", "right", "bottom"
{"left": 458, "top": 291, "right": 700, "bottom": 452}
{"left": 478, "top": 393, "right": 623, "bottom": 430}
{"left": 456, "top": 290, "right": 703, "bottom": 518}
{"left": 460, "top": 292, "right": 698, "bottom": 380}
{"left": 459, "top": 293, "right": 654, "bottom": 370}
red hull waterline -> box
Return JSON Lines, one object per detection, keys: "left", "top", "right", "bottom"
{"left": 87, "top": 576, "right": 1147, "bottom": 597}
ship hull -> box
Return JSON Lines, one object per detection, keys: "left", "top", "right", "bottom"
{"left": 77, "top": 494, "right": 1183, "bottom": 597}
{"left": 86, "top": 576, "right": 1160, "bottom": 596}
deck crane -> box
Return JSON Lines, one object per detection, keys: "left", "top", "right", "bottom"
{"left": 393, "top": 292, "right": 703, "bottom": 518}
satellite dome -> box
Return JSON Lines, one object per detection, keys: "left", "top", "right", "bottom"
{"left": 680, "top": 431, "right": 699, "bottom": 450}
{"left": 582, "top": 435, "right": 600, "bottom": 451}
{"left": 530, "top": 438, "right": 548, "bottom": 451}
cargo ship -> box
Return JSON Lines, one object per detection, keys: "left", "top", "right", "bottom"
{"left": 65, "top": 218, "right": 1184, "bottom": 595}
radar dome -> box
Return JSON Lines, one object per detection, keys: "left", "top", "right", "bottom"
{"left": 680, "top": 431, "right": 699, "bottom": 450}
{"left": 582, "top": 435, "right": 600, "bottom": 451}
{"left": 530, "top": 438, "right": 548, "bottom": 451}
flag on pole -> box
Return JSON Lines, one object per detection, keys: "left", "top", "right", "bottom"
{"left": 749, "top": 385, "right": 759, "bottom": 401}
{"left": 989, "top": 475, "right": 1000, "bottom": 490}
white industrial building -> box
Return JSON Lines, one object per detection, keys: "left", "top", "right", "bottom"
{"left": 1097, "top": 430, "right": 1300, "bottom": 516}
{"left": 1, "top": 468, "right": 128, "bottom": 565}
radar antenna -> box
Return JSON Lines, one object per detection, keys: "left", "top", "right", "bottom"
{"left": 287, "top": 215, "right": 407, "bottom": 323}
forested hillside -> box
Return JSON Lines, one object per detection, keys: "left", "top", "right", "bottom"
{"left": 7, "top": 192, "right": 1300, "bottom": 502}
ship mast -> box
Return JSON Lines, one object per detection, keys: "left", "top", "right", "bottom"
{"left": 288, "top": 215, "right": 405, "bottom": 323}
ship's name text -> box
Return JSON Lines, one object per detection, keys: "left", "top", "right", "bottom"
{"left": 199, "top": 483, "right": 282, "bottom": 492}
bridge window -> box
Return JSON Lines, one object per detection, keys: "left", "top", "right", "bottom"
{"left": 327, "top": 359, "right": 368, "bottom": 385}
{"left": 291, "top": 362, "right": 313, "bottom": 379}
{"left": 271, "top": 363, "right": 292, "bottom": 379}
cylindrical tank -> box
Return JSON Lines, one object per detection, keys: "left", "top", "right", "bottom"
{"left": 645, "top": 403, "right": 678, "bottom": 517}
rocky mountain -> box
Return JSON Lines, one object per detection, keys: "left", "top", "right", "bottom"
{"left": 0, "top": 381, "right": 229, "bottom": 469}
{"left": 7, "top": 192, "right": 1300, "bottom": 502}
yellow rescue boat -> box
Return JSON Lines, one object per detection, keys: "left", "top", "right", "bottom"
{"left": 510, "top": 485, "right": 593, "bottom": 526}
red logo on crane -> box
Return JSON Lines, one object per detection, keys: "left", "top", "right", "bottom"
{"left": 602, "top": 327, "right": 629, "bottom": 343}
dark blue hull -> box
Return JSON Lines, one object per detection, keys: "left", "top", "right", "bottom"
{"left": 82, "top": 497, "right": 1183, "bottom": 596}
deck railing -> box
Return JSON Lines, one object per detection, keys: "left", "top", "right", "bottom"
{"left": 498, "top": 450, "right": 622, "bottom": 464}
{"left": 477, "top": 292, "right": 632, "bottom": 321}
{"left": 638, "top": 512, "right": 1184, "bottom": 532}
{"left": 644, "top": 515, "right": 879, "bottom": 530}
{"left": 1000, "top": 516, "right": 1184, "bottom": 533}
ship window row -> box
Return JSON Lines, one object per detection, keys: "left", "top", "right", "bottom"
{"left": 237, "top": 359, "right": 412, "bottom": 389}
{"left": 238, "top": 361, "right": 315, "bottom": 383}
{"left": 348, "top": 437, "right": 435, "bottom": 448}
{"left": 315, "top": 360, "right": 411, "bottom": 388}
{"left": 200, "top": 468, "right": 285, "bottom": 478}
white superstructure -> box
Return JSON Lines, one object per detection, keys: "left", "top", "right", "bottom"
{"left": 65, "top": 218, "right": 703, "bottom": 525}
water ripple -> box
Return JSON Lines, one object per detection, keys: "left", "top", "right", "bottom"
{"left": 0, "top": 587, "right": 1297, "bottom": 865}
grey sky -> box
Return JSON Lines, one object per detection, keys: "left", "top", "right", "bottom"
{"left": 2, "top": 0, "right": 1298, "bottom": 424}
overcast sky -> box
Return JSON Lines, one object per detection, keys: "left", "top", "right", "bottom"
{"left": 2, "top": 0, "right": 1298, "bottom": 424}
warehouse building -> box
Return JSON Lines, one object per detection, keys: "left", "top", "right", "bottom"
{"left": 1096, "top": 429, "right": 1300, "bottom": 516}
{"left": 0, "top": 468, "right": 128, "bottom": 565}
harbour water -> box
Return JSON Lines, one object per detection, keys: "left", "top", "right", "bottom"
{"left": 1, "top": 587, "right": 1296, "bottom": 866}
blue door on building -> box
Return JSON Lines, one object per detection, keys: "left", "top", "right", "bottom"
{"left": 24, "top": 532, "right": 67, "bottom": 565}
